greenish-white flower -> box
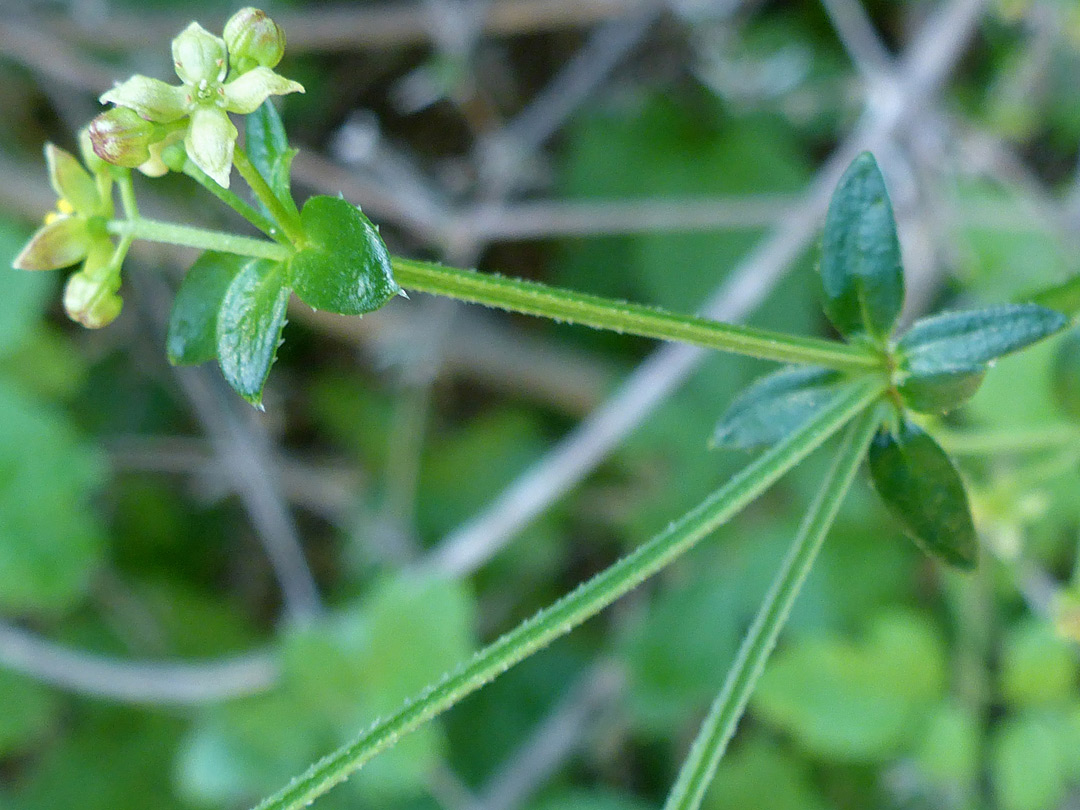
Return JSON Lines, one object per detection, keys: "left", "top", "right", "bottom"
{"left": 99, "top": 21, "right": 303, "bottom": 187}
{"left": 14, "top": 144, "right": 123, "bottom": 328}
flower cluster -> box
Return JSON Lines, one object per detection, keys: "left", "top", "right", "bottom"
{"left": 14, "top": 8, "right": 300, "bottom": 330}
{"left": 91, "top": 8, "right": 302, "bottom": 188}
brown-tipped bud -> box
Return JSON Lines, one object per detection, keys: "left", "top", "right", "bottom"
{"left": 88, "top": 108, "right": 157, "bottom": 168}
{"left": 63, "top": 271, "right": 123, "bottom": 329}
{"left": 224, "top": 8, "right": 286, "bottom": 72}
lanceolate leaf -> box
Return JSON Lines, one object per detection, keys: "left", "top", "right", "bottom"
{"left": 819, "top": 152, "right": 904, "bottom": 343}
{"left": 291, "top": 196, "right": 399, "bottom": 316}
{"left": 868, "top": 419, "right": 977, "bottom": 570}
{"left": 216, "top": 259, "right": 290, "bottom": 405}
{"left": 167, "top": 252, "right": 248, "bottom": 365}
{"left": 246, "top": 100, "right": 297, "bottom": 218}
{"left": 712, "top": 365, "right": 844, "bottom": 450}
{"left": 899, "top": 304, "right": 1068, "bottom": 370}
{"left": 896, "top": 304, "right": 1067, "bottom": 414}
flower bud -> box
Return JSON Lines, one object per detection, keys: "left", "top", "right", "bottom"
{"left": 224, "top": 8, "right": 286, "bottom": 72}
{"left": 88, "top": 107, "right": 156, "bottom": 168}
{"left": 172, "top": 22, "right": 228, "bottom": 86}
{"left": 63, "top": 271, "right": 123, "bottom": 329}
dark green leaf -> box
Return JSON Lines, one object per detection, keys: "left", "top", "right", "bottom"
{"left": 245, "top": 101, "right": 297, "bottom": 219}
{"left": 1052, "top": 328, "right": 1080, "bottom": 420}
{"left": 897, "top": 304, "right": 1068, "bottom": 414}
{"left": 712, "top": 365, "right": 843, "bottom": 450}
{"left": 166, "top": 252, "right": 247, "bottom": 365}
{"left": 291, "top": 196, "right": 399, "bottom": 316}
{"left": 868, "top": 419, "right": 977, "bottom": 570}
{"left": 900, "top": 304, "right": 1068, "bottom": 369}
{"left": 216, "top": 259, "right": 290, "bottom": 406}
{"left": 897, "top": 366, "right": 986, "bottom": 415}
{"left": 820, "top": 152, "right": 904, "bottom": 342}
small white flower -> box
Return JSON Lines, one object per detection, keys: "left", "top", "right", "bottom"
{"left": 98, "top": 21, "right": 303, "bottom": 187}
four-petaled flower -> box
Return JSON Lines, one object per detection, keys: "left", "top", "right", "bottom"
{"left": 99, "top": 21, "right": 303, "bottom": 188}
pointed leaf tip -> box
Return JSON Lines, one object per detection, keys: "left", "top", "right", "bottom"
{"left": 712, "top": 365, "right": 845, "bottom": 450}
{"left": 868, "top": 419, "right": 977, "bottom": 570}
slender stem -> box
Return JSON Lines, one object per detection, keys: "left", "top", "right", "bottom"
{"left": 232, "top": 147, "right": 304, "bottom": 244}
{"left": 933, "top": 423, "right": 1080, "bottom": 456}
{"left": 117, "top": 171, "right": 139, "bottom": 219}
{"left": 661, "top": 402, "right": 882, "bottom": 810}
{"left": 180, "top": 157, "right": 288, "bottom": 243}
{"left": 252, "top": 379, "right": 885, "bottom": 810}
{"left": 391, "top": 258, "right": 882, "bottom": 371}
{"left": 106, "top": 218, "right": 292, "bottom": 263}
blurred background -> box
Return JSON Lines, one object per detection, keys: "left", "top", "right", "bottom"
{"left": 2, "top": 0, "right": 1080, "bottom": 808}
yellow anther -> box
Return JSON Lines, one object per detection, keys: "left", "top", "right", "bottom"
{"left": 57, "top": 198, "right": 75, "bottom": 215}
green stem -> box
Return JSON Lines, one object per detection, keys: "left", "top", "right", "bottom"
{"left": 106, "top": 218, "right": 292, "bottom": 263}
{"left": 180, "top": 157, "right": 288, "bottom": 243}
{"left": 660, "top": 402, "right": 882, "bottom": 810}
{"left": 117, "top": 171, "right": 139, "bottom": 220}
{"left": 391, "top": 258, "right": 882, "bottom": 371}
{"left": 932, "top": 423, "right": 1080, "bottom": 456}
{"left": 251, "top": 378, "right": 885, "bottom": 810}
{"left": 232, "top": 146, "right": 304, "bottom": 244}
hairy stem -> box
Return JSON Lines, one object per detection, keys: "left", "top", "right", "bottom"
{"left": 180, "top": 157, "right": 288, "bottom": 243}
{"left": 252, "top": 379, "right": 885, "bottom": 810}
{"left": 661, "top": 402, "right": 882, "bottom": 810}
{"left": 232, "top": 147, "right": 304, "bottom": 245}
{"left": 106, "top": 218, "right": 292, "bottom": 262}
{"left": 391, "top": 258, "right": 882, "bottom": 371}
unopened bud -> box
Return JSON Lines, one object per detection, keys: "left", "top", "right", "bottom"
{"left": 88, "top": 108, "right": 156, "bottom": 168}
{"left": 224, "top": 8, "right": 286, "bottom": 72}
{"left": 63, "top": 271, "right": 123, "bottom": 329}
{"left": 172, "top": 22, "right": 228, "bottom": 86}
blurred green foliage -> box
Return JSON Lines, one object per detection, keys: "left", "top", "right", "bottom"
{"left": 3, "top": 2, "right": 1080, "bottom": 810}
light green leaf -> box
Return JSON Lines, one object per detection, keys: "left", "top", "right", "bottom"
{"left": 216, "top": 258, "right": 290, "bottom": 405}
{"left": 0, "top": 670, "right": 59, "bottom": 756}
{"left": 711, "top": 365, "right": 843, "bottom": 450}
{"left": 290, "top": 196, "right": 398, "bottom": 315}
{"left": 992, "top": 712, "right": 1069, "bottom": 810}
{"left": 1000, "top": 619, "right": 1077, "bottom": 708}
{"left": 178, "top": 576, "right": 477, "bottom": 807}
{"left": 753, "top": 611, "right": 946, "bottom": 761}
{"left": 1052, "top": 328, "right": 1080, "bottom": 420}
{"left": 868, "top": 419, "right": 977, "bottom": 570}
{"left": 819, "top": 152, "right": 904, "bottom": 342}
{"left": 0, "top": 379, "right": 104, "bottom": 611}
{"left": 0, "top": 219, "right": 53, "bottom": 359}
{"left": 704, "top": 737, "right": 830, "bottom": 810}
{"left": 1027, "top": 273, "right": 1080, "bottom": 317}
{"left": 166, "top": 251, "right": 247, "bottom": 365}
{"left": 914, "top": 700, "right": 980, "bottom": 788}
